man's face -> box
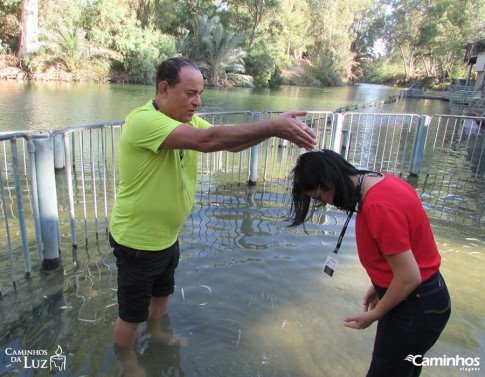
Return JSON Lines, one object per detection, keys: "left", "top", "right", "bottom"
{"left": 159, "top": 67, "right": 204, "bottom": 123}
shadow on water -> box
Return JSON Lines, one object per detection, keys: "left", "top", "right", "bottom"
{"left": 0, "top": 182, "right": 484, "bottom": 377}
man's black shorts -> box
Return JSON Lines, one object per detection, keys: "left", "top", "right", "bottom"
{"left": 110, "top": 234, "right": 180, "bottom": 323}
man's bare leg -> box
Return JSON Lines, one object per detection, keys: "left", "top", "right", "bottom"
{"left": 114, "top": 316, "right": 140, "bottom": 347}
{"left": 146, "top": 296, "right": 172, "bottom": 344}
{"left": 113, "top": 318, "right": 146, "bottom": 377}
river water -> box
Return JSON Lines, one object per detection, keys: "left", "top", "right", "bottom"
{"left": 0, "top": 80, "right": 483, "bottom": 377}
{"left": 0, "top": 80, "right": 449, "bottom": 132}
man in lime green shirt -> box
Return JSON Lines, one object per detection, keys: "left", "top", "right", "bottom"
{"left": 110, "top": 102, "right": 210, "bottom": 251}
{"left": 109, "top": 58, "right": 316, "bottom": 355}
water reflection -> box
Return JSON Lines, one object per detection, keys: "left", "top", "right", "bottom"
{"left": 0, "top": 269, "right": 69, "bottom": 376}
{"left": 413, "top": 174, "right": 485, "bottom": 229}
{"left": 0, "top": 81, "right": 483, "bottom": 376}
{"left": 1, "top": 80, "right": 439, "bottom": 133}
{"left": 462, "top": 119, "right": 485, "bottom": 177}
{"left": 0, "top": 195, "right": 483, "bottom": 376}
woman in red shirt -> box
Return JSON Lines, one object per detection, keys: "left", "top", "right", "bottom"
{"left": 287, "top": 149, "right": 451, "bottom": 377}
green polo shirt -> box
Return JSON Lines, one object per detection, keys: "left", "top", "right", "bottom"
{"left": 109, "top": 101, "right": 211, "bottom": 250}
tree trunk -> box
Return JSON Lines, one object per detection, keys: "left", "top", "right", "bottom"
{"left": 399, "top": 45, "right": 408, "bottom": 79}
{"left": 16, "top": 0, "right": 39, "bottom": 60}
{"left": 407, "top": 51, "right": 415, "bottom": 80}
{"left": 421, "top": 54, "right": 431, "bottom": 77}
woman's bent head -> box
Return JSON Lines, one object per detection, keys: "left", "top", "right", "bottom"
{"left": 287, "top": 149, "right": 362, "bottom": 227}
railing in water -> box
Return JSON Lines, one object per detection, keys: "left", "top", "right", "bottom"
{"left": 1, "top": 111, "right": 484, "bottom": 294}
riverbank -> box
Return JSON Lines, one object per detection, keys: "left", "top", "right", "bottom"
{"left": 466, "top": 83, "right": 485, "bottom": 117}
{"left": 401, "top": 80, "right": 485, "bottom": 117}
{"left": 2, "top": 54, "right": 483, "bottom": 118}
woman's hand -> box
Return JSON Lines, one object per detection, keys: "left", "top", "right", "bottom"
{"left": 363, "top": 285, "right": 379, "bottom": 312}
{"left": 344, "top": 286, "right": 380, "bottom": 329}
{"left": 344, "top": 250, "right": 421, "bottom": 330}
{"left": 343, "top": 310, "right": 379, "bottom": 330}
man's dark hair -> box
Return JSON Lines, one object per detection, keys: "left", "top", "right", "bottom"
{"left": 155, "top": 58, "right": 201, "bottom": 93}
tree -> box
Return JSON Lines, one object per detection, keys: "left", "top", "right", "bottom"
{"left": 77, "top": 0, "right": 177, "bottom": 83}
{"left": 371, "top": 0, "right": 485, "bottom": 83}
{"left": 0, "top": 0, "right": 21, "bottom": 52}
{"left": 306, "top": 0, "right": 374, "bottom": 84}
{"left": 181, "top": 14, "right": 250, "bottom": 86}
{"left": 34, "top": 24, "right": 115, "bottom": 81}
{"left": 223, "top": 0, "right": 280, "bottom": 48}
{"left": 417, "top": 0, "right": 485, "bottom": 81}
{"left": 278, "top": 0, "right": 311, "bottom": 59}
{"left": 16, "top": 0, "right": 38, "bottom": 59}
{"left": 375, "top": 0, "right": 428, "bottom": 81}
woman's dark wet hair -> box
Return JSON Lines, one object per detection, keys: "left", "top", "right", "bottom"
{"left": 287, "top": 149, "right": 371, "bottom": 227}
{"left": 155, "top": 58, "right": 201, "bottom": 92}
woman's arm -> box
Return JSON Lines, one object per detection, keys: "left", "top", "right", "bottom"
{"left": 344, "top": 250, "right": 421, "bottom": 329}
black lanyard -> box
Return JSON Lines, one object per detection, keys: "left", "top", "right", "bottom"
{"left": 152, "top": 100, "right": 184, "bottom": 161}
{"left": 332, "top": 174, "right": 364, "bottom": 254}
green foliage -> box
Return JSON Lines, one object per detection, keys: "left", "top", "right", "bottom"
{"left": 268, "top": 66, "right": 283, "bottom": 88}
{"left": 224, "top": 0, "right": 280, "bottom": 48}
{"left": 244, "top": 48, "right": 277, "bottom": 87}
{"left": 370, "top": 0, "right": 485, "bottom": 84}
{"left": 2, "top": 0, "right": 484, "bottom": 86}
{"left": 244, "top": 48, "right": 285, "bottom": 88}
{"left": 36, "top": 0, "right": 177, "bottom": 83}
{"left": 30, "top": 25, "right": 114, "bottom": 81}
{"left": 361, "top": 57, "right": 404, "bottom": 84}
{"left": 310, "top": 54, "right": 343, "bottom": 87}
{"left": 114, "top": 26, "right": 177, "bottom": 84}
{"left": 0, "top": 0, "right": 20, "bottom": 52}
{"left": 181, "top": 14, "right": 249, "bottom": 87}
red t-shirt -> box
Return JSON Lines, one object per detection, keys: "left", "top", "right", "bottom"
{"left": 355, "top": 173, "right": 441, "bottom": 288}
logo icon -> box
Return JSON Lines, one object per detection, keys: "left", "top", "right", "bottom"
{"left": 50, "top": 345, "right": 66, "bottom": 371}
{"left": 404, "top": 354, "right": 419, "bottom": 364}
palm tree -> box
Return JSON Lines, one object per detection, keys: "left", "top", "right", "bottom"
{"left": 37, "top": 24, "right": 116, "bottom": 81}
{"left": 181, "top": 15, "right": 252, "bottom": 87}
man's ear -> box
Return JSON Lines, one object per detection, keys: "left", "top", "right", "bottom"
{"left": 158, "top": 81, "right": 169, "bottom": 96}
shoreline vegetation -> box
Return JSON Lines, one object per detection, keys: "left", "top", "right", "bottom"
{"left": 2, "top": 53, "right": 484, "bottom": 118}
{"left": 3, "top": 0, "right": 484, "bottom": 94}
{"left": 0, "top": 53, "right": 417, "bottom": 87}
{"left": 1, "top": 0, "right": 482, "bottom": 108}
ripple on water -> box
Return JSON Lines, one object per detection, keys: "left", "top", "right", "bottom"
{"left": 0, "top": 204, "right": 483, "bottom": 376}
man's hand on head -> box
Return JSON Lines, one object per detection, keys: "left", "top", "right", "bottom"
{"left": 276, "top": 111, "right": 316, "bottom": 151}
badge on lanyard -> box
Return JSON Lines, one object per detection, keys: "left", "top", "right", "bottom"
{"left": 322, "top": 174, "right": 364, "bottom": 277}
{"left": 323, "top": 255, "right": 338, "bottom": 277}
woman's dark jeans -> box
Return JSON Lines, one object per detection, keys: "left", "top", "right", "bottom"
{"left": 366, "top": 271, "right": 451, "bottom": 377}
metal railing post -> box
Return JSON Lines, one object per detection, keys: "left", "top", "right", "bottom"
{"left": 340, "top": 130, "right": 351, "bottom": 159}
{"left": 409, "top": 115, "right": 430, "bottom": 177}
{"left": 248, "top": 112, "right": 263, "bottom": 186}
{"left": 27, "top": 139, "right": 44, "bottom": 260}
{"left": 10, "top": 139, "right": 32, "bottom": 279}
{"left": 62, "top": 132, "right": 77, "bottom": 247}
{"left": 331, "top": 113, "right": 344, "bottom": 153}
{"left": 53, "top": 133, "right": 65, "bottom": 169}
{"left": 32, "top": 135, "right": 61, "bottom": 270}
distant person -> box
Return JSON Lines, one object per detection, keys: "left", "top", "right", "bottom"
{"left": 287, "top": 149, "right": 451, "bottom": 377}
{"left": 109, "top": 57, "right": 316, "bottom": 352}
